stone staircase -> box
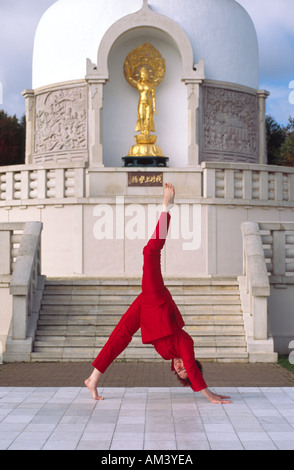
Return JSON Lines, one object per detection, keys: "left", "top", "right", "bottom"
{"left": 31, "top": 277, "right": 248, "bottom": 363}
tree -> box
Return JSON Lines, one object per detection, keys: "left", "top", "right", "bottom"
{"left": 0, "top": 111, "right": 25, "bottom": 166}
{"left": 285, "top": 116, "right": 294, "bottom": 133}
{"left": 266, "top": 115, "right": 286, "bottom": 165}
{"left": 266, "top": 115, "right": 294, "bottom": 167}
{"left": 280, "top": 131, "right": 294, "bottom": 166}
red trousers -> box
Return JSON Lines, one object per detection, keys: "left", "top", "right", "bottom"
{"left": 92, "top": 211, "right": 207, "bottom": 392}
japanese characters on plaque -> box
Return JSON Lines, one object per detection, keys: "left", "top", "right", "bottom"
{"left": 128, "top": 172, "right": 163, "bottom": 187}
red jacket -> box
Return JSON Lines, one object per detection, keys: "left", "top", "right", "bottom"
{"left": 152, "top": 327, "right": 207, "bottom": 392}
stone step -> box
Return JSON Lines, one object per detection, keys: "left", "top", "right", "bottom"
{"left": 30, "top": 349, "right": 249, "bottom": 363}
{"left": 42, "top": 278, "right": 240, "bottom": 287}
{"left": 35, "top": 327, "right": 245, "bottom": 340}
{"left": 39, "top": 324, "right": 245, "bottom": 340}
{"left": 35, "top": 319, "right": 244, "bottom": 331}
{"left": 43, "top": 286, "right": 240, "bottom": 295}
{"left": 40, "top": 295, "right": 241, "bottom": 306}
{"left": 39, "top": 305, "right": 242, "bottom": 315}
{"left": 45, "top": 276, "right": 240, "bottom": 285}
{"left": 39, "top": 305, "right": 242, "bottom": 317}
{"left": 43, "top": 278, "right": 240, "bottom": 295}
{"left": 33, "top": 337, "right": 247, "bottom": 350}
{"left": 35, "top": 320, "right": 245, "bottom": 333}
{"left": 32, "top": 330, "right": 247, "bottom": 348}
{"left": 37, "top": 315, "right": 244, "bottom": 327}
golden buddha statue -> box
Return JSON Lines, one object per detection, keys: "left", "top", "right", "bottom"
{"left": 123, "top": 43, "right": 166, "bottom": 159}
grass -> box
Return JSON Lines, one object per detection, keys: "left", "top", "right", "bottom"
{"left": 278, "top": 355, "right": 294, "bottom": 374}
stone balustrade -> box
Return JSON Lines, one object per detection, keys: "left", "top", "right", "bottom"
{"left": 259, "top": 222, "right": 294, "bottom": 283}
{"left": 241, "top": 221, "right": 270, "bottom": 340}
{"left": 0, "top": 222, "right": 26, "bottom": 278}
{"left": 0, "top": 162, "right": 87, "bottom": 203}
{"left": 0, "top": 162, "right": 294, "bottom": 206}
{"left": 2, "top": 222, "right": 45, "bottom": 362}
{"left": 203, "top": 162, "right": 294, "bottom": 205}
{"left": 239, "top": 221, "right": 277, "bottom": 362}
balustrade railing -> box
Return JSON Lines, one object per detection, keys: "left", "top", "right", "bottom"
{"left": 1, "top": 222, "right": 44, "bottom": 361}
{"left": 9, "top": 222, "right": 43, "bottom": 341}
{"left": 0, "top": 162, "right": 86, "bottom": 203}
{"left": 203, "top": 162, "right": 294, "bottom": 204}
{"left": 259, "top": 222, "right": 294, "bottom": 282}
{"left": 0, "top": 223, "right": 25, "bottom": 277}
{"left": 1, "top": 162, "right": 294, "bottom": 206}
{"left": 240, "top": 220, "right": 290, "bottom": 361}
{"left": 241, "top": 222, "right": 270, "bottom": 341}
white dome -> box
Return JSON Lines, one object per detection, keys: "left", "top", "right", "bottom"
{"left": 32, "top": 0, "right": 259, "bottom": 89}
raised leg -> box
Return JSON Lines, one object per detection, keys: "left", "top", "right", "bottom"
{"left": 142, "top": 183, "right": 175, "bottom": 297}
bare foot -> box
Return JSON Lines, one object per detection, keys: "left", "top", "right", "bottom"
{"left": 84, "top": 377, "right": 104, "bottom": 401}
{"left": 163, "top": 183, "right": 175, "bottom": 209}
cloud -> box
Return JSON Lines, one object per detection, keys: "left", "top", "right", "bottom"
{"left": 264, "top": 82, "right": 294, "bottom": 124}
{"left": 237, "top": 0, "right": 294, "bottom": 81}
{"left": 237, "top": 0, "right": 294, "bottom": 124}
{"left": 1, "top": 0, "right": 293, "bottom": 125}
{"left": 237, "top": 0, "right": 294, "bottom": 36}
{"left": 289, "top": 81, "right": 294, "bottom": 105}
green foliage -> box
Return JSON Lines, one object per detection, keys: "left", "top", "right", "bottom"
{"left": 266, "top": 114, "right": 294, "bottom": 166}
{"left": 280, "top": 131, "right": 294, "bottom": 166}
{"left": 278, "top": 355, "right": 294, "bottom": 375}
{"left": 0, "top": 110, "right": 25, "bottom": 166}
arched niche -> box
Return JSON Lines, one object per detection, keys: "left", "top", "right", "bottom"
{"left": 85, "top": 1, "right": 204, "bottom": 167}
{"left": 104, "top": 28, "right": 188, "bottom": 167}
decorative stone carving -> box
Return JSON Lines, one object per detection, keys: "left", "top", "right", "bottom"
{"left": 34, "top": 86, "right": 87, "bottom": 160}
{"left": 202, "top": 85, "right": 258, "bottom": 163}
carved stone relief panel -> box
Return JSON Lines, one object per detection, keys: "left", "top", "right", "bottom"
{"left": 201, "top": 85, "right": 258, "bottom": 163}
{"left": 34, "top": 85, "right": 87, "bottom": 162}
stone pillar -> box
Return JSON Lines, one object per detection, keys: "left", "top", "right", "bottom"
{"left": 272, "top": 229, "right": 286, "bottom": 276}
{"left": 88, "top": 80, "right": 105, "bottom": 167}
{"left": 0, "top": 231, "right": 11, "bottom": 274}
{"left": 184, "top": 79, "right": 203, "bottom": 166}
{"left": 21, "top": 89, "right": 35, "bottom": 164}
{"left": 257, "top": 90, "right": 270, "bottom": 165}
{"left": 86, "top": 59, "right": 107, "bottom": 168}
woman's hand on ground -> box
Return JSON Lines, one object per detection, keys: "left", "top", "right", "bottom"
{"left": 201, "top": 388, "right": 232, "bottom": 404}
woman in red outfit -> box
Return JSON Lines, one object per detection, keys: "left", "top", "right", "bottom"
{"left": 85, "top": 184, "right": 231, "bottom": 404}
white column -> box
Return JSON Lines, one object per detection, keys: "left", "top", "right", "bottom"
{"left": 272, "top": 229, "right": 286, "bottom": 276}
{"left": 252, "top": 296, "right": 268, "bottom": 340}
{"left": 257, "top": 90, "right": 270, "bottom": 165}
{"left": 37, "top": 169, "right": 46, "bottom": 199}
{"left": 203, "top": 166, "right": 216, "bottom": 198}
{"left": 0, "top": 231, "right": 11, "bottom": 274}
{"left": 55, "top": 169, "right": 65, "bottom": 199}
{"left": 21, "top": 90, "right": 35, "bottom": 164}
{"left": 87, "top": 78, "right": 107, "bottom": 167}
{"left": 12, "top": 295, "right": 28, "bottom": 340}
{"left": 184, "top": 79, "right": 203, "bottom": 166}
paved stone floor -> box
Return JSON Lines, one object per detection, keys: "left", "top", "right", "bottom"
{"left": 0, "top": 385, "right": 294, "bottom": 450}
{"left": 1, "top": 361, "right": 294, "bottom": 451}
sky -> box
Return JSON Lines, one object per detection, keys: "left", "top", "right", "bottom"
{"left": 0, "top": 0, "right": 293, "bottom": 126}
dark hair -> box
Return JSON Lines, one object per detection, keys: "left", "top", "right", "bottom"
{"left": 174, "top": 359, "right": 204, "bottom": 387}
